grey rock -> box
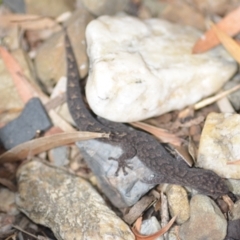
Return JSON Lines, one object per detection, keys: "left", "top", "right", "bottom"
{"left": 223, "top": 74, "right": 240, "bottom": 111}
{"left": 225, "top": 219, "right": 240, "bottom": 240}
{"left": 0, "top": 98, "right": 52, "bottom": 149}
{"left": 140, "top": 216, "right": 163, "bottom": 240}
{"left": 76, "top": 140, "right": 154, "bottom": 208}
{"left": 180, "top": 195, "right": 227, "bottom": 240}
{"left": 231, "top": 200, "right": 240, "bottom": 221}
{"left": 227, "top": 179, "right": 240, "bottom": 195}
{"left": 3, "top": 0, "right": 25, "bottom": 13}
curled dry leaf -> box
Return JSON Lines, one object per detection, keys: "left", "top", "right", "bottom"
{"left": 188, "top": 137, "right": 198, "bottom": 163}
{"left": 222, "top": 195, "right": 234, "bottom": 212}
{"left": 193, "top": 6, "right": 240, "bottom": 53}
{"left": 132, "top": 215, "right": 177, "bottom": 240}
{"left": 131, "top": 122, "right": 183, "bottom": 146}
{"left": 0, "top": 132, "right": 109, "bottom": 163}
{"left": 170, "top": 144, "right": 193, "bottom": 167}
{"left": 0, "top": 178, "right": 17, "bottom": 192}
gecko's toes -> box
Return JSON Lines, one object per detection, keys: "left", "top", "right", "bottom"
{"left": 108, "top": 157, "right": 132, "bottom": 176}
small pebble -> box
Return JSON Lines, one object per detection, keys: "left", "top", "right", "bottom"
{"left": 180, "top": 195, "right": 227, "bottom": 240}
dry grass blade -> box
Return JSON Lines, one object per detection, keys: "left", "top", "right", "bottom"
{"left": 211, "top": 22, "right": 240, "bottom": 64}
{"left": 132, "top": 215, "right": 177, "bottom": 240}
{"left": 12, "top": 225, "right": 38, "bottom": 239}
{"left": 0, "top": 132, "right": 109, "bottom": 163}
{"left": 193, "top": 6, "right": 240, "bottom": 53}
{"left": 194, "top": 84, "right": 240, "bottom": 110}
{"left": 131, "top": 122, "right": 182, "bottom": 146}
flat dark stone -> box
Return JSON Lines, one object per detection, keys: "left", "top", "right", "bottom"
{"left": 0, "top": 97, "right": 52, "bottom": 150}
{"left": 225, "top": 219, "right": 240, "bottom": 240}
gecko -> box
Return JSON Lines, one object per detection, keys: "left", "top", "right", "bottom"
{"left": 65, "top": 33, "right": 229, "bottom": 199}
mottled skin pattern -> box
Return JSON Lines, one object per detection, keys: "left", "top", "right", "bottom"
{"left": 65, "top": 34, "right": 229, "bottom": 198}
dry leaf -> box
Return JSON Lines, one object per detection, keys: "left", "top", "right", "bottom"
{"left": 0, "top": 132, "right": 109, "bottom": 163}
{"left": 177, "top": 107, "right": 194, "bottom": 120}
{"left": 131, "top": 122, "right": 182, "bottom": 146}
{"left": 0, "top": 178, "right": 17, "bottom": 192}
{"left": 0, "top": 14, "right": 58, "bottom": 30}
{"left": 211, "top": 22, "right": 240, "bottom": 63}
{"left": 170, "top": 144, "right": 193, "bottom": 167}
{"left": 132, "top": 215, "right": 177, "bottom": 240}
{"left": 0, "top": 46, "right": 36, "bottom": 102}
{"left": 227, "top": 159, "right": 240, "bottom": 165}
{"left": 193, "top": 6, "right": 240, "bottom": 53}
{"left": 188, "top": 137, "right": 198, "bottom": 162}
{"left": 222, "top": 195, "right": 234, "bottom": 212}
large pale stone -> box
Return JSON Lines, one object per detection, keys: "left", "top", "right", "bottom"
{"left": 85, "top": 15, "right": 236, "bottom": 122}
{"left": 16, "top": 160, "right": 134, "bottom": 240}
{"left": 197, "top": 113, "right": 240, "bottom": 179}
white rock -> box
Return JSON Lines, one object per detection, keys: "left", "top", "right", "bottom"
{"left": 85, "top": 15, "right": 236, "bottom": 122}
{"left": 198, "top": 113, "right": 240, "bottom": 179}
{"left": 228, "top": 179, "right": 240, "bottom": 194}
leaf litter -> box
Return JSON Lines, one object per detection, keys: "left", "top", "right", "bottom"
{"left": 1, "top": 1, "right": 240, "bottom": 239}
